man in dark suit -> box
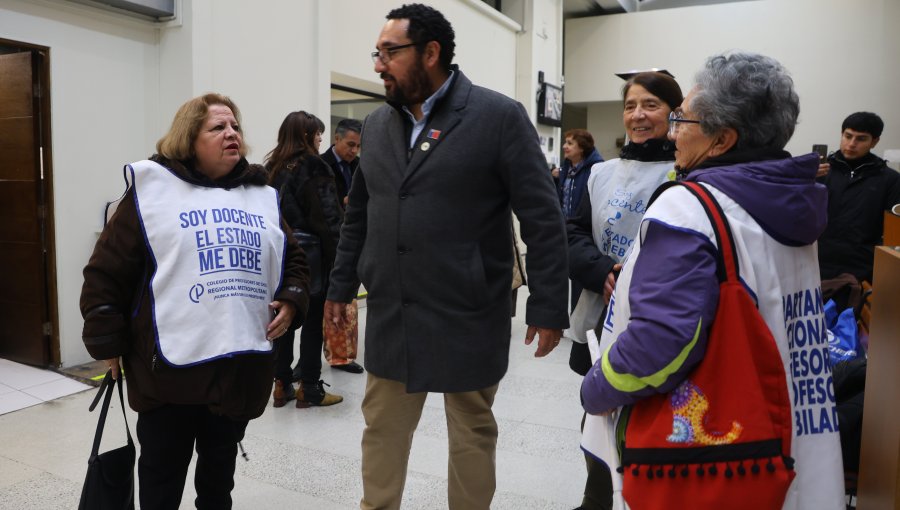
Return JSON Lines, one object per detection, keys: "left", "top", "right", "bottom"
{"left": 321, "top": 118, "right": 361, "bottom": 208}
{"left": 318, "top": 118, "right": 365, "bottom": 375}
{"left": 325, "top": 4, "right": 568, "bottom": 509}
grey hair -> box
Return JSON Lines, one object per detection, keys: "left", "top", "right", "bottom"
{"left": 335, "top": 118, "right": 362, "bottom": 138}
{"left": 689, "top": 52, "right": 799, "bottom": 151}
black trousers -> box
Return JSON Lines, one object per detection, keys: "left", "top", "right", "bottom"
{"left": 274, "top": 291, "right": 325, "bottom": 385}
{"left": 136, "top": 404, "right": 248, "bottom": 510}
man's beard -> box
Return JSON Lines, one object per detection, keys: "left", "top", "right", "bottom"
{"left": 383, "top": 59, "right": 432, "bottom": 105}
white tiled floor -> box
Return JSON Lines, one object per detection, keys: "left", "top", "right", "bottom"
{"left": 0, "top": 290, "right": 588, "bottom": 509}
{"left": 0, "top": 359, "right": 92, "bottom": 415}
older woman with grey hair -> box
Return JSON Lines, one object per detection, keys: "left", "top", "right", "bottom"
{"left": 581, "top": 52, "right": 844, "bottom": 509}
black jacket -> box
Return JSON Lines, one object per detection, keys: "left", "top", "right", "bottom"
{"left": 270, "top": 153, "right": 344, "bottom": 274}
{"left": 321, "top": 146, "right": 359, "bottom": 208}
{"left": 817, "top": 151, "right": 900, "bottom": 281}
{"left": 327, "top": 69, "right": 569, "bottom": 392}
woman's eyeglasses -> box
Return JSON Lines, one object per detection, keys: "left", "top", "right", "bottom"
{"left": 668, "top": 110, "right": 701, "bottom": 137}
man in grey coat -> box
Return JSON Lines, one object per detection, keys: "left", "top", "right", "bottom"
{"left": 325, "top": 4, "right": 569, "bottom": 509}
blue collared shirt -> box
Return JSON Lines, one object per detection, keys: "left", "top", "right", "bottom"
{"left": 401, "top": 70, "right": 455, "bottom": 148}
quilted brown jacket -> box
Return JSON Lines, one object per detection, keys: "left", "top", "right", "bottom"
{"left": 80, "top": 155, "right": 310, "bottom": 420}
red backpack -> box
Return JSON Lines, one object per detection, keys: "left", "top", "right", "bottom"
{"left": 621, "top": 182, "right": 795, "bottom": 509}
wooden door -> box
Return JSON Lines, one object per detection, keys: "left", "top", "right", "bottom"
{"left": 0, "top": 50, "right": 52, "bottom": 366}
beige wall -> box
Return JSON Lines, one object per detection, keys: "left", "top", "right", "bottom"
{"left": 159, "top": 0, "right": 327, "bottom": 162}
{"left": 329, "top": 0, "right": 520, "bottom": 101}
{"left": 565, "top": 0, "right": 900, "bottom": 158}
{"left": 0, "top": 0, "right": 161, "bottom": 365}
{"left": 586, "top": 101, "right": 627, "bottom": 160}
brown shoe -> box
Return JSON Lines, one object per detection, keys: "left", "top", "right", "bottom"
{"left": 296, "top": 380, "right": 343, "bottom": 408}
{"left": 272, "top": 380, "right": 295, "bottom": 408}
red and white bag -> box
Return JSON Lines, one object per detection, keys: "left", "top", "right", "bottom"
{"left": 621, "top": 182, "right": 795, "bottom": 510}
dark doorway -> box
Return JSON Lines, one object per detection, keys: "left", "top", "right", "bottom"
{"left": 0, "top": 40, "right": 57, "bottom": 367}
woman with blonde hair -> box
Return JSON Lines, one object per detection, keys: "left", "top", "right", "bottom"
{"left": 81, "top": 93, "right": 309, "bottom": 508}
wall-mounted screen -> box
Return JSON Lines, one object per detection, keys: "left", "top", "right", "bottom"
{"left": 537, "top": 82, "right": 563, "bottom": 127}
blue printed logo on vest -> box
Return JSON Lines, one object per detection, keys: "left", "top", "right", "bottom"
{"left": 782, "top": 287, "right": 839, "bottom": 437}
{"left": 606, "top": 187, "right": 648, "bottom": 215}
{"left": 603, "top": 294, "right": 616, "bottom": 333}
{"left": 189, "top": 283, "right": 204, "bottom": 303}
{"left": 602, "top": 224, "right": 634, "bottom": 259}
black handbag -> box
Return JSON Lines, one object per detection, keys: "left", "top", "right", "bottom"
{"left": 292, "top": 230, "right": 323, "bottom": 296}
{"left": 78, "top": 370, "right": 136, "bottom": 510}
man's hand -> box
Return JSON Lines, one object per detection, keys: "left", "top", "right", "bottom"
{"left": 324, "top": 300, "right": 350, "bottom": 331}
{"left": 816, "top": 162, "right": 830, "bottom": 178}
{"left": 266, "top": 301, "right": 296, "bottom": 341}
{"left": 524, "top": 326, "right": 563, "bottom": 357}
{"left": 603, "top": 263, "right": 622, "bottom": 304}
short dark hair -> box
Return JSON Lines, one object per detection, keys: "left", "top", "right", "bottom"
{"left": 563, "top": 129, "right": 595, "bottom": 157}
{"left": 335, "top": 118, "right": 362, "bottom": 138}
{"left": 622, "top": 72, "right": 683, "bottom": 111}
{"left": 842, "top": 112, "right": 883, "bottom": 138}
{"left": 386, "top": 3, "right": 455, "bottom": 72}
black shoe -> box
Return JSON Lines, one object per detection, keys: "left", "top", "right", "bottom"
{"left": 331, "top": 361, "right": 364, "bottom": 374}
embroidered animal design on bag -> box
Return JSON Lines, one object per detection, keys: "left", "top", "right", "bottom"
{"left": 667, "top": 380, "right": 743, "bottom": 445}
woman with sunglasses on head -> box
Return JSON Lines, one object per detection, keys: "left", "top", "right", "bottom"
{"left": 266, "top": 111, "right": 344, "bottom": 408}
{"left": 566, "top": 71, "right": 683, "bottom": 510}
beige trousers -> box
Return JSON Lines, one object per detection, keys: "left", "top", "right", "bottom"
{"left": 359, "top": 373, "right": 500, "bottom": 510}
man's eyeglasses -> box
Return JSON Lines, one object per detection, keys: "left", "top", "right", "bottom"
{"left": 668, "top": 110, "right": 701, "bottom": 137}
{"left": 371, "top": 42, "right": 420, "bottom": 65}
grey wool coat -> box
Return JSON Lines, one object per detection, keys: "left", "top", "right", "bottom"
{"left": 327, "top": 69, "right": 569, "bottom": 393}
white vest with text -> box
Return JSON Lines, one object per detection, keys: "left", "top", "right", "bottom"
{"left": 130, "top": 160, "right": 285, "bottom": 366}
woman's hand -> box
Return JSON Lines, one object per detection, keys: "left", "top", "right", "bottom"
{"left": 266, "top": 301, "right": 296, "bottom": 340}
{"left": 106, "top": 358, "right": 121, "bottom": 379}
{"left": 603, "top": 263, "right": 622, "bottom": 304}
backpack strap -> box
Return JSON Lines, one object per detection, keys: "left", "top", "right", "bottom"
{"left": 648, "top": 180, "right": 739, "bottom": 284}
{"left": 647, "top": 180, "right": 679, "bottom": 208}
{"left": 679, "top": 182, "right": 740, "bottom": 285}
